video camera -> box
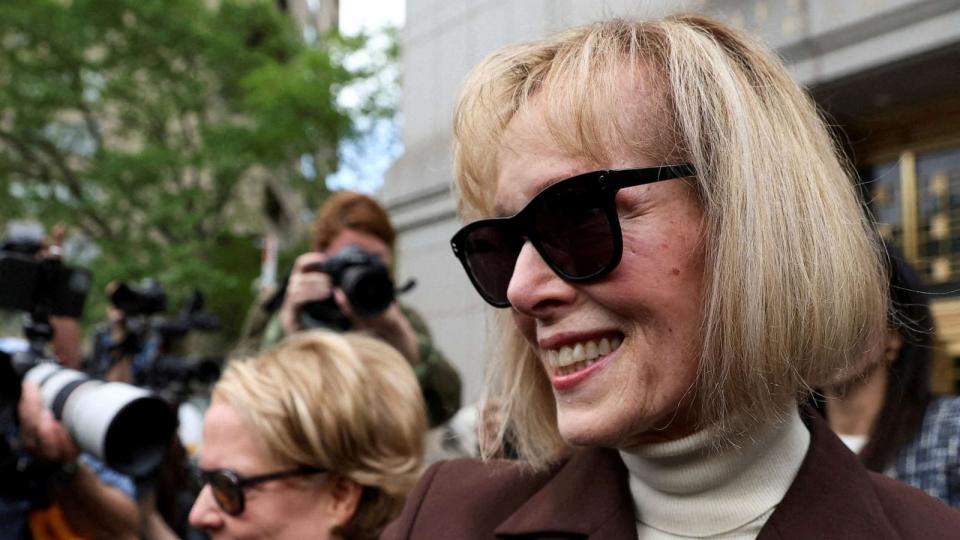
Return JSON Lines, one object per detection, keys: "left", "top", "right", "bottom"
{"left": 109, "top": 280, "right": 167, "bottom": 317}
{"left": 138, "top": 354, "right": 222, "bottom": 391}
{"left": 138, "top": 290, "right": 222, "bottom": 392}
{"left": 105, "top": 283, "right": 222, "bottom": 393}
{"left": 0, "top": 228, "right": 177, "bottom": 478}
{"left": 299, "top": 244, "right": 396, "bottom": 330}
{"left": 0, "top": 233, "right": 91, "bottom": 321}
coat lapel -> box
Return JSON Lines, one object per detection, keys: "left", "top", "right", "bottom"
{"left": 758, "top": 411, "right": 901, "bottom": 540}
{"left": 494, "top": 448, "right": 636, "bottom": 539}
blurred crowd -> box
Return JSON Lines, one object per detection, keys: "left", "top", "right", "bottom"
{"left": 1, "top": 192, "right": 466, "bottom": 539}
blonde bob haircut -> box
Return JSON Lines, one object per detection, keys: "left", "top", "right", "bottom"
{"left": 454, "top": 15, "right": 888, "bottom": 468}
{"left": 214, "top": 331, "right": 427, "bottom": 540}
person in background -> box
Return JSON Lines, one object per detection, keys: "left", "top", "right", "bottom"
{"left": 384, "top": 14, "right": 960, "bottom": 539}
{"left": 86, "top": 292, "right": 134, "bottom": 382}
{"left": 245, "top": 191, "right": 461, "bottom": 430}
{"left": 188, "top": 330, "right": 426, "bottom": 539}
{"left": 823, "top": 244, "right": 960, "bottom": 507}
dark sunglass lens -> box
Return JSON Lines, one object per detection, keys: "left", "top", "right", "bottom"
{"left": 533, "top": 184, "right": 615, "bottom": 277}
{"left": 462, "top": 224, "right": 523, "bottom": 303}
{"left": 208, "top": 472, "right": 243, "bottom": 515}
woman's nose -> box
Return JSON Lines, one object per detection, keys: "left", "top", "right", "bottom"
{"left": 188, "top": 485, "right": 224, "bottom": 531}
{"left": 506, "top": 242, "right": 576, "bottom": 316}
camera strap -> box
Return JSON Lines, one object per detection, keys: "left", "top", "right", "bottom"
{"left": 396, "top": 278, "right": 417, "bottom": 295}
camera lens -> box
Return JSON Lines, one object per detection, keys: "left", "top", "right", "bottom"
{"left": 24, "top": 363, "right": 176, "bottom": 477}
{"left": 340, "top": 265, "right": 394, "bottom": 317}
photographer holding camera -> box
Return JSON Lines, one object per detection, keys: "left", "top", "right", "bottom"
{"left": 1, "top": 224, "right": 179, "bottom": 539}
{"left": 12, "top": 381, "right": 145, "bottom": 539}
{"left": 254, "top": 191, "right": 461, "bottom": 429}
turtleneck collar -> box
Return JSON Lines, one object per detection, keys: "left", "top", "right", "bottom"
{"left": 618, "top": 405, "right": 810, "bottom": 538}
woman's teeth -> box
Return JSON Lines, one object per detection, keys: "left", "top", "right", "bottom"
{"left": 545, "top": 336, "right": 623, "bottom": 376}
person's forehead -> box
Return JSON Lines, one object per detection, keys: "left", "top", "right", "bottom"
{"left": 493, "top": 143, "right": 595, "bottom": 216}
{"left": 200, "top": 398, "right": 271, "bottom": 473}
{"left": 324, "top": 228, "right": 391, "bottom": 259}
{"left": 491, "top": 69, "right": 672, "bottom": 214}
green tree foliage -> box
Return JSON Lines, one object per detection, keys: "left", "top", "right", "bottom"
{"left": 0, "top": 0, "right": 383, "bottom": 342}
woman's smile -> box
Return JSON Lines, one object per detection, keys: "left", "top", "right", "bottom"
{"left": 545, "top": 336, "right": 622, "bottom": 390}
{"left": 539, "top": 330, "right": 625, "bottom": 391}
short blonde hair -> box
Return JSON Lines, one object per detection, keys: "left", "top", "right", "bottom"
{"left": 455, "top": 15, "right": 888, "bottom": 467}
{"left": 214, "top": 331, "right": 426, "bottom": 539}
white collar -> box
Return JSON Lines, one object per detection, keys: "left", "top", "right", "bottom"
{"left": 618, "top": 406, "right": 810, "bottom": 537}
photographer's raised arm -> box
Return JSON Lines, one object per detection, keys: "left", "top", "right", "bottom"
{"left": 18, "top": 383, "right": 141, "bottom": 539}
{"left": 336, "top": 297, "right": 421, "bottom": 366}
{"left": 49, "top": 316, "right": 83, "bottom": 369}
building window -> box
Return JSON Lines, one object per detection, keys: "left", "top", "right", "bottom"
{"left": 917, "top": 147, "right": 960, "bottom": 287}
{"left": 868, "top": 143, "right": 960, "bottom": 393}
{"left": 871, "top": 160, "right": 902, "bottom": 249}
{"left": 870, "top": 145, "right": 960, "bottom": 293}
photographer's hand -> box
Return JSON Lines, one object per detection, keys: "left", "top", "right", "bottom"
{"left": 18, "top": 383, "right": 79, "bottom": 463}
{"left": 279, "top": 252, "right": 334, "bottom": 336}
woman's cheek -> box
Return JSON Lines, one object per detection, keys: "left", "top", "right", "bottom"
{"left": 511, "top": 310, "right": 538, "bottom": 345}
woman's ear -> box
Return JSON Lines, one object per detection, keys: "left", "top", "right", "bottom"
{"left": 327, "top": 475, "right": 362, "bottom": 527}
{"left": 884, "top": 328, "right": 904, "bottom": 364}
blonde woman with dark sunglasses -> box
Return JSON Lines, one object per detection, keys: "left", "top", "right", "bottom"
{"left": 384, "top": 14, "right": 960, "bottom": 539}
{"left": 188, "top": 331, "right": 426, "bottom": 539}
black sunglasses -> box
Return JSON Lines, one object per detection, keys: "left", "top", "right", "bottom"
{"left": 199, "top": 466, "right": 325, "bottom": 516}
{"left": 450, "top": 164, "right": 696, "bottom": 307}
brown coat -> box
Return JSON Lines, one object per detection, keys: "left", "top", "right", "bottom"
{"left": 383, "top": 412, "right": 960, "bottom": 539}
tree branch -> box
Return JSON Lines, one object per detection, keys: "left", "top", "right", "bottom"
{"left": 1, "top": 148, "right": 103, "bottom": 241}
{"left": 69, "top": 70, "right": 104, "bottom": 151}
{"left": 0, "top": 129, "right": 117, "bottom": 241}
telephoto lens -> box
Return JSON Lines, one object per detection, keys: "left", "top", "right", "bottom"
{"left": 23, "top": 363, "right": 177, "bottom": 477}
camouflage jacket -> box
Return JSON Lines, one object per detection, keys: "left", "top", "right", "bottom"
{"left": 248, "top": 302, "right": 462, "bottom": 428}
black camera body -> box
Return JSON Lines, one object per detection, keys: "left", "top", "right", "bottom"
{"left": 299, "top": 245, "right": 395, "bottom": 330}
{"left": 109, "top": 280, "right": 167, "bottom": 318}
{"left": 0, "top": 243, "right": 91, "bottom": 319}
{"left": 139, "top": 354, "right": 222, "bottom": 391}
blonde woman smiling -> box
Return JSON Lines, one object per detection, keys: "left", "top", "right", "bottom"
{"left": 384, "top": 14, "right": 960, "bottom": 539}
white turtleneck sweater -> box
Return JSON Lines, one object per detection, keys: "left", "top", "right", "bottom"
{"left": 618, "top": 406, "right": 810, "bottom": 539}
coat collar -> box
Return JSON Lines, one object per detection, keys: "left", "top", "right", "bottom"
{"left": 492, "top": 411, "right": 901, "bottom": 539}
{"left": 494, "top": 447, "right": 636, "bottom": 539}
{"left": 757, "top": 410, "right": 900, "bottom": 539}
